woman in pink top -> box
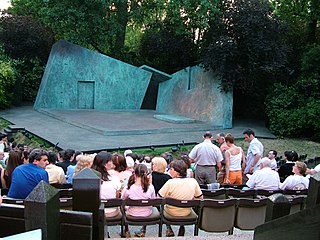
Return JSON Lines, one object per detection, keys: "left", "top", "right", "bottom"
{"left": 109, "top": 153, "right": 132, "bottom": 186}
{"left": 121, "top": 164, "right": 156, "bottom": 238}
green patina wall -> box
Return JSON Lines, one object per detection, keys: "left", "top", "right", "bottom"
{"left": 156, "top": 65, "right": 233, "bottom": 128}
{"left": 34, "top": 40, "right": 232, "bottom": 128}
{"left": 34, "top": 40, "right": 152, "bottom": 110}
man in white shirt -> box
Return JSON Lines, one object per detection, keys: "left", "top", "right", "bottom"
{"left": 243, "top": 129, "right": 264, "bottom": 174}
{"left": 189, "top": 131, "right": 223, "bottom": 185}
{"left": 246, "top": 157, "right": 280, "bottom": 190}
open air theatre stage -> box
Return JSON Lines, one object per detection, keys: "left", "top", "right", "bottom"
{"left": 0, "top": 106, "right": 275, "bottom": 153}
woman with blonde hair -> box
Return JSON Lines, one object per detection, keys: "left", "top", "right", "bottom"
{"left": 280, "top": 161, "right": 309, "bottom": 190}
{"left": 224, "top": 133, "right": 246, "bottom": 184}
{"left": 74, "top": 154, "right": 95, "bottom": 176}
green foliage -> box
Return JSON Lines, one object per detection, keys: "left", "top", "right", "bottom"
{"left": 13, "top": 58, "right": 44, "bottom": 102}
{"left": 0, "top": 48, "right": 17, "bottom": 108}
{"left": 0, "top": 15, "right": 54, "bottom": 64}
{"left": 202, "top": 0, "right": 289, "bottom": 93}
{"left": 139, "top": 27, "right": 198, "bottom": 73}
{"left": 301, "top": 44, "right": 320, "bottom": 77}
{"left": 201, "top": 0, "right": 289, "bottom": 118}
{"left": 266, "top": 45, "right": 320, "bottom": 140}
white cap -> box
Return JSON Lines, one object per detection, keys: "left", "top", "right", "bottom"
{"left": 124, "top": 149, "right": 133, "bottom": 157}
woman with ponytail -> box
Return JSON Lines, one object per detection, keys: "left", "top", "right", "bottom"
{"left": 121, "top": 164, "right": 156, "bottom": 238}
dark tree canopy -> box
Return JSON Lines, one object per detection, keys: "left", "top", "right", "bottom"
{"left": 0, "top": 15, "right": 54, "bottom": 63}
{"left": 201, "top": 0, "right": 289, "bottom": 93}
{"left": 140, "top": 26, "right": 198, "bottom": 74}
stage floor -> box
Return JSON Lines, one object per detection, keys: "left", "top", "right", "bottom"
{"left": 0, "top": 106, "right": 275, "bottom": 152}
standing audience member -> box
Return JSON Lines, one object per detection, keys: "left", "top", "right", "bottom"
{"left": 243, "top": 129, "right": 264, "bottom": 174}
{"left": 189, "top": 131, "right": 223, "bottom": 185}
{"left": 280, "top": 161, "right": 309, "bottom": 190}
{"left": 1, "top": 150, "right": 23, "bottom": 189}
{"left": 216, "top": 133, "right": 230, "bottom": 184}
{"left": 46, "top": 151, "right": 66, "bottom": 184}
{"left": 267, "top": 150, "right": 278, "bottom": 170}
{"left": 8, "top": 149, "right": 49, "bottom": 199}
{"left": 56, "top": 149, "right": 75, "bottom": 174}
{"left": 224, "top": 134, "right": 246, "bottom": 184}
{"left": 158, "top": 160, "right": 203, "bottom": 237}
{"left": 246, "top": 157, "right": 280, "bottom": 190}
{"left": 121, "top": 164, "right": 156, "bottom": 238}
{"left": 278, "top": 150, "right": 298, "bottom": 182}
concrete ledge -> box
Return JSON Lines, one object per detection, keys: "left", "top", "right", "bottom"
{"left": 153, "top": 114, "right": 196, "bottom": 124}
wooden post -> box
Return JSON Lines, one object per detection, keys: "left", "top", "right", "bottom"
{"left": 73, "top": 168, "right": 103, "bottom": 240}
{"left": 24, "top": 181, "right": 60, "bottom": 240}
{"left": 265, "top": 193, "right": 290, "bottom": 222}
{"left": 306, "top": 172, "right": 320, "bottom": 208}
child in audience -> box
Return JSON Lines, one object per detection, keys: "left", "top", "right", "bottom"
{"left": 121, "top": 164, "right": 156, "bottom": 238}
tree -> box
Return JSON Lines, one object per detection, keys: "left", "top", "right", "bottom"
{"left": 201, "top": 0, "right": 289, "bottom": 117}
{"left": 270, "top": 0, "right": 320, "bottom": 75}
{"left": 0, "top": 15, "right": 53, "bottom": 63}
{"left": 0, "top": 47, "right": 17, "bottom": 108}
{"left": 270, "top": 0, "right": 320, "bottom": 44}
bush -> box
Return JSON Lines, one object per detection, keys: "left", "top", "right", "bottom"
{"left": 13, "top": 58, "right": 44, "bottom": 102}
{"left": 265, "top": 79, "right": 320, "bottom": 140}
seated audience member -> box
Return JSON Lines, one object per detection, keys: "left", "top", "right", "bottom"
{"left": 246, "top": 157, "right": 280, "bottom": 190}
{"left": 135, "top": 156, "right": 172, "bottom": 236}
{"left": 66, "top": 152, "right": 83, "bottom": 184}
{"left": 224, "top": 133, "right": 246, "bottom": 184}
{"left": 21, "top": 151, "right": 30, "bottom": 164}
{"left": 0, "top": 150, "right": 6, "bottom": 169}
{"left": 151, "top": 157, "right": 172, "bottom": 194}
{"left": 56, "top": 149, "right": 76, "bottom": 174}
{"left": 74, "top": 154, "right": 95, "bottom": 177}
{"left": 278, "top": 150, "right": 298, "bottom": 182}
{"left": 0, "top": 133, "right": 10, "bottom": 152}
{"left": 158, "top": 160, "right": 203, "bottom": 237}
{"left": 125, "top": 156, "right": 135, "bottom": 173}
{"left": 181, "top": 155, "right": 194, "bottom": 178}
{"left": 8, "top": 149, "right": 49, "bottom": 199}
{"left": 267, "top": 150, "right": 278, "bottom": 170}
{"left": 121, "top": 164, "right": 156, "bottom": 238}
{"left": 306, "top": 163, "right": 320, "bottom": 175}
{"left": 1, "top": 150, "right": 23, "bottom": 189}
{"left": 109, "top": 153, "right": 132, "bottom": 185}
{"left": 91, "top": 151, "right": 121, "bottom": 218}
{"left": 46, "top": 151, "right": 66, "bottom": 184}
{"left": 280, "top": 161, "right": 309, "bottom": 190}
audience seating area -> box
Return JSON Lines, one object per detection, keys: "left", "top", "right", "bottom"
{"left": 0, "top": 182, "right": 309, "bottom": 238}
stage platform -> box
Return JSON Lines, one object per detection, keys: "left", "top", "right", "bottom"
{"left": 0, "top": 106, "right": 275, "bottom": 152}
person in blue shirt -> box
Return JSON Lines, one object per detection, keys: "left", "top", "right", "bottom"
{"left": 8, "top": 149, "right": 49, "bottom": 199}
